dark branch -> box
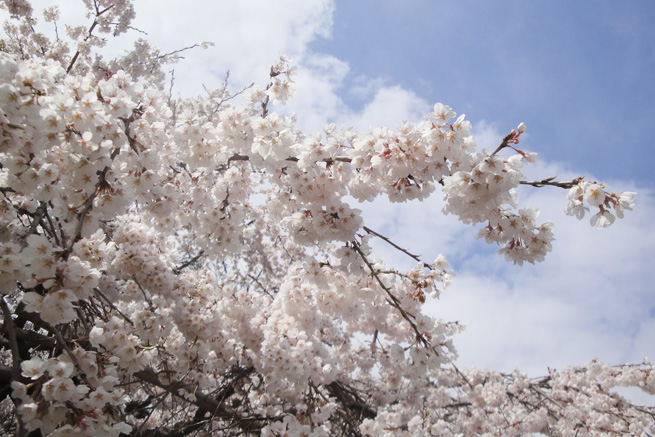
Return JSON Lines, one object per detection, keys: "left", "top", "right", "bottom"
{"left": 173, "top": 251, "right": 205, "bottom": 275}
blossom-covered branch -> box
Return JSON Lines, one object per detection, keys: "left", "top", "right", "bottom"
{"left": 0, "top": 1, "right": 650, "bottom": 436}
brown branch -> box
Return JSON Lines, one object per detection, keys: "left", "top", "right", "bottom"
{"left": 53, "top": 327, "right": 91, "bottom": 386}
{"left": 490, "top": 132, "right": 515, "bottom": 156}
{"left": 0, "top": 298, "right": 27, "bottom": 437}
{"left": 64, "top": 182, "right": 98, "bottom": 257}
{"left": 247, "top": 273, "right": 275, "bottom": 299}
{"left": 133, "top": 367, "right": 276, "bottom": 433}
{"left": 174, "top": 251, "right": 205, "bottom": 275}
{"left": 43, "top": 207, "right": 61, "bottom": 246}
{"left": 519, "top": 176, "right": 583, "bottom": 189}
{"left": 327, "top": 380, "right": 376, "bottom": 421}
{"left": 14, "top": 304, "right": 57, "bottom": 336}
{"left": 0, "top": 299, "right": 21, "bottom": 383}
{"left": 15, "top": 326, "right": 56, "bottom": 349}
{"left": 23, "top": 201, "right": 47, "bottom": 241}
{"left": 62, "top": 114, "right": 132, "bottom": 259}
{"left": 225, "top": 153, "right": 353, "bottom": 167}
{"left": 363, "top": 226, "right": 430, "bottom": 269}
{"left": 351, "top": 240, "right": 434, "bottom": 350}
{"left": 93, "top": 287, "right": 134, "bottom": 326}
{"left": 154, "top": 43, "right": 206, "bottom": 62}
{"left": 261, "top": 93, "right": 270, "bottom": 118}
{"left": 133, "top": 277, "right": 155, "bottom": 313}
{"left": 66, "top": 4, "right": 115, "bottom": 73}
{"left": 202, "top": 73, "right": 255, "bottom": 119}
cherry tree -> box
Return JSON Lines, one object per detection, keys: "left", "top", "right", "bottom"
{"left": 0, "top": 1, "right": 653, "bottom": 436}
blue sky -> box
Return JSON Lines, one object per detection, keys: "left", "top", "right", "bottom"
{"left": 311, "top": 1, "right": 655, "bottom": 186}
{"left": 10, "top": 0, "right": 655, "bottom": 404}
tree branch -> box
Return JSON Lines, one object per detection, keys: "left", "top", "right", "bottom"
{"left": 519, "top": 176, "right": 583, "bottom": 189}
{"left": 173, "top": 251, "right": 205, "bottom": 275}
{"left": 0, "top": 298, "right": 27, "bottom": 437}
{"left": 133, "top": 367, "right": 277, "bottom": 434}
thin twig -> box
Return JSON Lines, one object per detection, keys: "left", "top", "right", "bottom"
{"left": 247, "top": 273, "right": 275, "bottom": 299}
{"left": 351, "top": 240, "right": 432, "bottom": 349}
{"left": 155, "top": 43, "right": 207, "bottom": 62}
{"left": 173, "top": 250, "right": 205, "bottom": 275}
{"left": 167, "top": 69, "right": 175, "bottom": 108}
{"left": 66, "top": 4, "right": 114, "bottom": 73}
{"left": 94, "top": 287, "right": 134, "bottom": 326}
{"left": 363, "top": 226, "right": 430, "bottom": 268}
{"left": 53, "top": 327, "right": 91, "bottom": 386}
{"left": 133, "top": 277, "right": 156, "bottom": 313}
{"left": 133, "top": 367, "right": 274, "bottom": 433}
{"left": 490, "top": 132, "right": 514, "bottom": 156}
{"left": 23, "top": 201, "right": 47, "bottom": 243}
{"left": 62, "top": 115, "right": 130, "bottom": 259}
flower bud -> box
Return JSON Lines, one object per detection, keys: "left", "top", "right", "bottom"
{"left": 517, "top": 122, "right": 526, "bottom": 133}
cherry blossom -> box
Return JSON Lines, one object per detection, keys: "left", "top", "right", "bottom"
{"left": 0, "top": 1, "right": 651, "bottom": 436}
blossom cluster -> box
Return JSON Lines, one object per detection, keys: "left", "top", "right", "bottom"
{"left": 13, "top": 353, "right": 131, "bottom": 436}
{"left": 566, "top": 180, "right": 636, "bottom": 228}
{"left": 359, "top": 362, "right": 655, "bottom": 436}
{"left": 0, "top": 2, "right": 650, "bottom": 436}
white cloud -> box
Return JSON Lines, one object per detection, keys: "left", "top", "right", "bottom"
{"left": 286, "top": 53, "right": 350, "bottom": 132}
{"left": 335, "top": 85, "right": 430, "bottom": 131}
{"left": 126, "top": 0, "right": 434, "bottom": 134}
{"left": 127, "top": 0, "right": 335, "bottom": 95}
{"left": 471, "top": 119, "right": 505, "bottom": 151}
{"left": 347, "top": 75, "right": 389, "bottom": 101}
{"left": 15, "top": 0, "right": 335, "bottom": 97}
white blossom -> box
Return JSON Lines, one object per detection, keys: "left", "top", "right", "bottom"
{"left": 0, "top": 2, "right": 647, "bottom": 435}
